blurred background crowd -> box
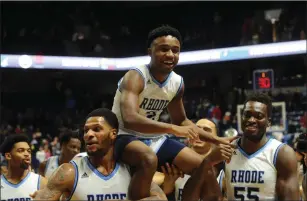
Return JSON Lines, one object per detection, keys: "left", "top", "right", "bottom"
{"left": 0, "top": 2, "right": 306, "bottom": 171}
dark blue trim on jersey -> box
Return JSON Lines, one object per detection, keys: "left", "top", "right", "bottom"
{"left": 237, "top": 138, "right": 273, "bottom": 159}
{"left": 37, "top": 175, "right": 40, "bottom": 190}
{"left": 146, "top": 65, "right": 173, "bottom": 88}
{"left": 44, "top": 157, "right": 51, "bottom": 176}
{"left": 218, "top": 170, "right": 224, "bottom": 190}
{"left": 1, "top": 171, "right": 31, "bottom": 188}
{"left": 117, "top": 68, "right": 145, "bottom": 92}
{"left": 131, "top": 68, "right": 146, "bottom": 81}
{"left": 67, "top": 161, "right": 79, "bottom": 200}
{"left": 273, "top": 143, "right": 285, "bottom": 167}
{"left": 175, "top": 76, "right": 183, "bottom": 97}
{"left": 85, "top": 156, "right": 120, "bottom": 181}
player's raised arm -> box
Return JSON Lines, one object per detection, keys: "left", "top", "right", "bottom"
{"left": 120, "top": 70, "right": 176, "bottom": 134}
{"left": 32, "top": 163, "right": 75, "bottom": 200}
{"left": 275, "top": 145, "right": 300, "bottom": 201}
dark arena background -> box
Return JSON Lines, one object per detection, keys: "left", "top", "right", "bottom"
{"left": 0, "top": 1, "right": 306, "bottom": 199}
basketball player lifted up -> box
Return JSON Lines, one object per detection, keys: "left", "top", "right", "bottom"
{"left": 38, "top": 130, "right": 81, "bottom": 178}
{"left": 182, "top": 93, "right": 300, "bottom": 201}
{"left": 0, "top": 134, "right": 47, "bottom": 201}
{"left": 111, "top": 25, "right": 237, "bottom": 200}
{"left": 32, "top": 108, "right": 167, "bottom": 201}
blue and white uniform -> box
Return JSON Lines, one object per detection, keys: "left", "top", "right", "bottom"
{"left": 112, "top": 65, "right": 186, "bottom": 167}
{"left": 44, "top": 156, "right": 59, "bottom": 178}
{"left": 1, "top": 172, "right": 41, "bottom": 201}
{"left": 68, "top": 156, "right": 131, "bottom": 201}
{"left": 224, "top": 138, "right": 285, "bottom": 201}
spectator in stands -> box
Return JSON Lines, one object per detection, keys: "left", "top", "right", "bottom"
{"left": 211, "top": 104, "right": 222, "bottom": 125}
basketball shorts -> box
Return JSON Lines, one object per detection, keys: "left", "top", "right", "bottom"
{"left": 114, "top": 134, "right": 186, "bottom": 169}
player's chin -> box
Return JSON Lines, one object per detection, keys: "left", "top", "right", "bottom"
{"left": 245, "top": 132, "right": 262, "bottom": 142}
{"left": 20, "top": 162, "right": 30, "bottom": 170}
{"left": 161, "top": 64, "right": 175, "bottom": 71}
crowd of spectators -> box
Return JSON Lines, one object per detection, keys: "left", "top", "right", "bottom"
{"left": 2, "top": 2, "right": 306, "bottom": 57}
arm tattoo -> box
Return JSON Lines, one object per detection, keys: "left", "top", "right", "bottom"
{"left": 34, "top": 166, "right": 69, "bottom": 200}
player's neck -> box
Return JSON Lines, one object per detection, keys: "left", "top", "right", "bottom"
{"left": 240, "top": 136, "right": 269, "bottom": 155}
{"left": 89, "top": 148, "right": 116, "bottom": 175}
{"left": 6, "top": 166, "right": 29, "bottom": 182}
{"left": 58, "top": 153, "right": 71, "bottom": 165}
{"left": 148, "top": 64, "right": 169, "bottom": 83}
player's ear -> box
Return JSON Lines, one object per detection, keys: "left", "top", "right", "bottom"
{"left": 5, "top": 152, "right": 11, "bottom": 161}
{"left": 147, "top": 48, "right": 152, "bottom": 56}
{"left": 109, "top": 128, "right": 117, "bottom": 140}
{"left": 267, "top": 119, "right": 271, "bottom": 127}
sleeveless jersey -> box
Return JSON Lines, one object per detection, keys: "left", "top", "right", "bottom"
{"left": 1, "top": 172, "right": 41, "bottom": 201}
{"left": 73, "top": 152, "right": 88, "bottom": 159}
{"left": 68, "top": 156, "right": 131, "bottom": 201}
{"left": 224, "top": 138, "right": 285, "bottom": 201}
{"left": 112, "top": 65, "right": 183, "bottom": 138}
{"left": 44, "top": 156, "right": 59, "bottom": 178}
{"left": 175, "top": 174, "right": 190, "bottom": 201}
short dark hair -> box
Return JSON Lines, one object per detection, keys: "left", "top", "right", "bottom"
{"left": 147, "top": 25, "right": 182, "bottom": 48}
{"left": 0, "top": 134, "right": 30, "bottom": 156}
{"left": 59, "top": 130, "right": 80, "bottom": 146}
{"left": 205, "top": 118, "right": 219, "bottom": 136}
{"left": 243, "top": 93, "right": 272, "bottom": 118}
{"left": 86, "top": 108, "right": 119, "bottom": 130}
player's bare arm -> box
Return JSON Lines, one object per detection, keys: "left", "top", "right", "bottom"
{"left": 39, "top": 176, "right": 48, "bottom": 189}
{"left": 141, "top": 182, "right": 168, "bottom": 200}
{"left": 38, "top": 160, "right": 47, "bottom": 176}
{"left": 119, "top": 70, "right": 180, "bottom": 134}
{"left": 104, "top": 183, "right": 167, "bottom": 201}
{"left": 32, "top": 163, "right": 75, "bottom": 200}
{"left": 167, "top": 82, "right": 238, "bottom": 145}
{"left": 275, "top": 145, "right": 300, "bottom": 201}
{"left": 167, "top": 82, "right": 216, "bottom": 141}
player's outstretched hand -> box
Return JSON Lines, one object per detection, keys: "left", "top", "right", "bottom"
{"left": 171, "top": 125, "right": 199, "bottom": 141}
{"left": 207, "top": 143, "right": 234, "bottom": 166}
{"left": 214, "top": 136, "right": 239, "bottom": 149}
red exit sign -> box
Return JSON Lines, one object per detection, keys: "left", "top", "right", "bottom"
{"left": 253, "top": 69, "right": 274, "bottom": 90}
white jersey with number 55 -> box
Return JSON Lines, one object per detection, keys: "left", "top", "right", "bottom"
{"left": 112, "top": 65, "right": 183, "bottom": 138}
{"left": 224, "top": 138, "right": 284, "bottom": 201}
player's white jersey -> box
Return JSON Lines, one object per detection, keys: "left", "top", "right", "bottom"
{"left": 44, "top": 156, "right": 59, "bottom": 178}
{"left": 112, "top": 65, "right": 183, "bottom": 138}
{"left": 1, "top": 172, "right": 41, "bottom": 201}
{"left": 225, "top": 138, "right": 285, "bottom": 201}
{"left": 175, "top": 174, "right": 190, "bottom": 201}
{"left": 73, "top": 152, "right": 88, "bottom": 159}
{"left": 69, "top": 156, "right": 131, "bottom": 201}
